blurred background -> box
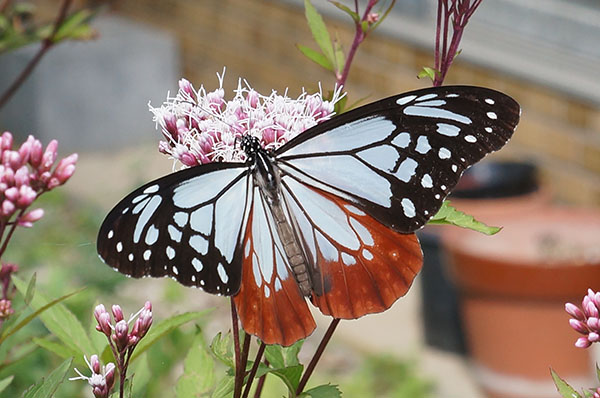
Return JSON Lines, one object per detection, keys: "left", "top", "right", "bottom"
{"left": 0, "top": 0, "right": 599, "bottom": 397}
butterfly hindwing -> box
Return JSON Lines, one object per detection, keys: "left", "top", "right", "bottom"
{"left": 280, "top": 176, "right": 423, "bottom": 319}
{"left": 275, "top": 85, "right": 520, "bottom": 233}
{"left": 97, "top": 162, "right": 252, "bottom": 296}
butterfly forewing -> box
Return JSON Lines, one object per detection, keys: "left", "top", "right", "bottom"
{"left": 275, "top": 86, "right": 520, "bottom": 233}
{"left": 97, "top": 162, "right": 252, "bottom": 295}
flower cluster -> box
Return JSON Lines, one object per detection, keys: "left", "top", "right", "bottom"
{"left": 150, "top": 72, "right": 343, "bottom": 168}
{"left": 70, "top": 355, "right": 116, "bottom": 398}
{"left": 94, "top": 301, "right": 153, "bottom": 352}
{"left": 73, "top": 302, "right": 153, "bottom": 397}
{"left": 0, "top": 131, "right": 77, "bottom": 226}
{"left": 565, "top": 289, "right": 600, "bottom": 348}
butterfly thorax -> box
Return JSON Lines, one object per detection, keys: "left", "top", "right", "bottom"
{"left": 242, "top": 135, "right": 314, "bottom": 296}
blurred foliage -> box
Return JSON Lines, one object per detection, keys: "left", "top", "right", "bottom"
{"left": 0, "top": 1, "right": 98, "bottom": 54}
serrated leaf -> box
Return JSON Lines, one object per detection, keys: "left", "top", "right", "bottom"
{"left": 550, "top": 368, "right": 582, "bottom": 398}
{"left": 283, "top": 340, "right": 303, "bottom": 366}
{"left": 176, "top": 331, "right": 215, "bottom": 397}
{"left": 417, "top": 66, "right": 439, "bottom": 82}
{"left": 329, "top": 1, "right": 359, "bottom": 22}
{"left": 265, "top": 345, "right": 285, "bottom": 368}
{"left": 22, "top": 357, "right": 72, "bottom": 398}
{"left": 130, "top": 310, "right": 208, "bottom": 362}
{"left": 427, "top": 201, "right": 501, "bottom": 235}
{"left": 210, "top": 331, "right": 234, "bottom": 369}
{"left": 211, "top": 375, "right": 234, "bottom": 398}
{"left": 32, "top": 337, "right": 79, "bottom": 361}
{"left": 9, "top": 277, "right": 91, "bottom": 355}
{"left": 301, "top": 383, "right": 342, "bottom": 398}
{"left": 304, "top": 0, "right": 335, "bottom": 65}
{"left": 296, "top": 44, "right": 333, "bottom": 71}
{"left": 0, "top": 376, "right": 13, "bottom": 393}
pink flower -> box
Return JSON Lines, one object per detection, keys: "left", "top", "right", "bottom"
{"left": 150, "top": 71, "right": 343, "bottom": 168}
{"left": 70, "top": 355, "right": 116, "bottom": 398}
{"left": 566, "top": 289, "right": 600, "bottom": 348}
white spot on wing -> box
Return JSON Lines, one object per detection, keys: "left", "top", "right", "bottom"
{"left": 264, "top": 285, "right": 271, "bottom": 298}
{"left": 421, "top": 174, "right": 433, "bottom": 188}
{"left": 396, "top": 158, "right": 418, "bottom": 183}
{"left": 344, "top": 204, "right": 366, "bottom": 216}
{"left": 404, "top": 106, "right": 472, "bottom": 124}
{"left": 166, "top": 246, "right": 176, "bottom": 260}
{"left": 132, "top": 196, "right": 150, "bottom": 215}
{"left": 349, "top": 217, "right": 374, "bottom": 246}
{"left": 401, "top": 198, "right": 416, "bottom": 218}
{"left": 438, "top": 147, "right": 451, "bottom": 159}
{"left": 416, "top": 99, "right": 446, "bottom": 107}
{"left": 143, "top": 185, "right": 159, "bottom": 194}
{"left": 145, "top": 225, "right": 159, "bottom": 245}
{"left": 174, "top": 211, "right": 189, "bottom": 228}
{"left": 217, "top": 263, "right": 229, "bottom": 284}
{"left": 131, "top": 194, "right": 147, "bottom": 205}
{"left": 316, "top": 231, "right": 339, "bottom": 261}
{"left": 357, "top": 145, "right": 398, "bottom": 173}
{"left": 487, "top": 111, "right": 497, "bottom": 120}
{"left": 416, "top": 93, "right": 437, "bottom": 101}
{"left": 452, "top": 164, "right": 458, "bottom": 172}
{"left": 190, "top": 206, "right": 212, "bottom": 234}
{"left": 415, "top": 136, "right": 431, "bottom": 154}
{"left": 391, "top": 132, "right": 411, "bottom": 148}
{"left": 107, "top": 230, "right": 114, "bottom": 239}
{"left": 128, "top": 253, "right": 134, "bottom": 261}
{"left": 362, "top": 249, "right": 374, "bottom": 260}
{"left": 275, "top": 278, "right": 282, "bottom": 291}
{"left": 172, "top": 168, "right": 246, "bottom": 209}
{"left": 192, "top": 258, "right": 203, "bottom": 272}
{"left": 446, "top": 93, "right": 459, "bottom": 98}
{"left": 437, "top": 123, "right": 460, "bottom": 137}
{"left": 465, "top": 135, "right": 477, "bottom": 143}
{"left": 116, "top": 242, "right": 123, "bottom": 253}
{"left": 172, "top": 266, "right": 179, "bottom": 275}
{"left": 485, "top": 98, "right": 495, "bottom": 105}
{"left": 189, "top": 235, "right": 209, "bottom": 255}
{"left": 341, "top": 252, "right": 356, "bottom": 266}
{"left": 396, "top": 95, "right": 416, "bottom": 105}
{"left": 134, "top": 195, "right": 162, "bottom": 243}
{"left": 168, "top": 225, "right": 182, "bottom": 242}
{"left": 252, "top": 254, "right": 262, "bottom": 287}
{"left": 143, "top": 250, "right": 151, "bottom": 261}
{"left": 485, "top": 127, "right": 493, "bottom": 133}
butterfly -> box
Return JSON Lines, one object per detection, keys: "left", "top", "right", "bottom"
{"left": 97, "top": 85, "right": 520, "bottom": 346}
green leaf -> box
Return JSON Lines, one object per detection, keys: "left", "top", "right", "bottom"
{"left": 176, "top": 331, "right": 216, "bottom": 397}
{"left": 304, "top": 0, "right": 335, "bottom": 65}
{"left": 417, "top": 66, "right": 439, "bottom": 82}
{"left": 296, "top": 44, "right": 333, "bottom": 71}
{"left": 130, "top": 310, "right": 208, "bottom": 362}
{"left": 6, "top": 277, "right": 90, "bottom": 355}
{"left": 360, "top": 20, "right": 369, "bottom": 33}
{"left": 333, "top": 32, "right": 345, "bottom": 74}
{"left": 22, "top": 357, "right": 72, "bottom": 398}
{"left": 265, "top": 345, "right": 285, "bottom": 369}
{"left": 32, "top": 337, "right": 79, "bottom": 361}
{"left": 427, "top": 201, "right": 501, "bottom": 235}
{"left": 0, "top": 376, "right": 13, "bottom": 393}
{"left": 211, "top": 375, "right": 234, "bottom": 398}
{"left": 24, "top": 273, "right": 36, "bottom": 306}
{"left": 53, "top": 9, "right": 96, "bottom": 43}
{"left": 301, "top": 383, "right": 342, "bottom": 398}
{"left": 329, "top": 1, "right": 359, "bottom": 22}
{"left": 270, "top": 364, "right": 304, "bottom": 394}
{"left": 550, "top": 368, "right": 582, "bottom": 398}
{"left": 131, "top": 353, "right": 152, "bottom": 397}
{"left": 210, "top": 331, "right": 234, "bottom": 369}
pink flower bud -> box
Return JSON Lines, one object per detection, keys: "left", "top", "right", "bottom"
{"left": 18, "top": 208, "right": 44, "bottom": 227}
{"left": 366, "top": 12, "right": 379, "bottom": 24}
{"left": 1, "top": 167, "right": 14, "bottom": 186}
{"left": 111, "top": 305, "right": 124, "bottom": 322}
{"left": 179, "top": 153, "right": 198, "bottom": 167}
{"left": 1, "top": 200, "right": 15, "bottom": 216}
{"left": 113, "top": 320, "right": 129, "bottom": 352}
{"left": 585, "top": 300, "right": 599, "bottom": 318}
{"left": 95, "top": 312, "right": 112, "bottom": 337}
{"left": 3, "top": 150, "right": 21, "bottom": 169}
{"left": 14, "top": 166, "right": 30, "bottom": 187}
{"left": 90, "top": 354, "right": 101, "bottom": 374}
{"left": 569, "top": 319, "right": 588, "bottom": 334}
{"left": 49, "top": 153, "right": 77, "bottom": 188}
{"left": 104, "top": 363, "right": 116, "bottom": 390}
{"left": 575, "top": 336, "right": 592, "bottom": 348}
{"left": 587, "top": 317, "right": 600, "bottom": 331}
{"left": 4, "top": 187, "right": 18, "bottom": 202}
{"left": 29, "top": 138, "right": 43, "bottom": 168}
{"left": 17, "top": 185, "right": 36, "bottom": 208}
{"left": 179, "top": 78, "right": 196, "bottom": 100}
{"left": 0, "top": 132, "right": 13, "bottom": 151}
{"left": 40, "top": 140, "right": 58, "bottom": 173}
{"left": 588, "top": 332, "right": 600, "bottom": 342}
{"left": 0, "top": 299, "right": 14, "bottom": 319}
{"left": 163, "top": 113, "right": 179, "bottom": 139}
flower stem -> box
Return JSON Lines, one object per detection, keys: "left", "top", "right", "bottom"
{"left": 231, "top": 299, "right": 243, "bottom": 397}
{"left": 253, "top": 358, "right": 269, "bottom": 398}
{"left": 241, "top": 342, "right": 266, "bottom": 398}
{"left": 296, "top": 318, "right": 341, "bottom": 395}
{"left": 0, "top": 0, "right": 73, "bottom": 110}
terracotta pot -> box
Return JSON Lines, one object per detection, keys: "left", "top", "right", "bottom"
{"left": 442, "top": 206, "right": 600, "bottom": 398}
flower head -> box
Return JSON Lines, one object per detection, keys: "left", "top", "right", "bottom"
{"left": 566, "top": 289, "right": 600, "bottom": 348}
{"left": 150, "top": 71, "right": 343, "bottom": 168}
{"left": 70, "top": 355, "right": 115, "bottom": 398}
{"left": 93, "top": 301, "right": 153, "bottom": 352}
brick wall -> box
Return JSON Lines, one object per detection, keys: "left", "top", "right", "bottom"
{"left": 108, "top": 1, "right": 600, "bottom": 205}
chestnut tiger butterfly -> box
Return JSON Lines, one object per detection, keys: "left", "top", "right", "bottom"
{"left": 97, "top": 85, "right": 520, "bottom": 346}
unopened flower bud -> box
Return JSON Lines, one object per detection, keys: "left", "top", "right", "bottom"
{"left": 0, "top": 132, "right": 13, "bottom": 151}
{"left": 14, "top": 166, "right": 30, "bottom": 186}
{"left": 40, "top": 140, "right": 58, "bottom": 172}
{"left": 18, "top": 208, "right": 44, "bottom": 227}
{"left": 90, "top": 354, "right": 101, "bottom": 374}
{"left": 50, "top": 153, "right": 77, "bottom": 188}
{"left": 113, "top": 320, "right": 129, "bottom": 351}
{"left": 179, "top": 78, "right": 196, "bottom": 100}
{"left": 569, "top": 319, "right": 588, "bottom": 334}
{"left": 4, "top": 187, "right": 18, "bottom": 202}
{"left": 366, "top": 12, "right": 379, "bottom": 24}
{"left": 104, "top": 363, "right": 115, "bottom": 390}
{"left": 575, "top": 336, "right": 592, "bottom": 348}
{"left": 588, "top": 332, "right": 600, "bottom": 342}
{"left": 1, "top": 200, "right": 15, "bottom": 216}
{"left": 17, "top": 185, "right": 36, "bottom": 207}
{"left": 29, "top": 138, "right": 43, "bottom": 168}
{"left": 0, "top": 299, "right": 14, "bottom": 319}
{"left": 111, "top": 305, "right": 124, "bottom": 322}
